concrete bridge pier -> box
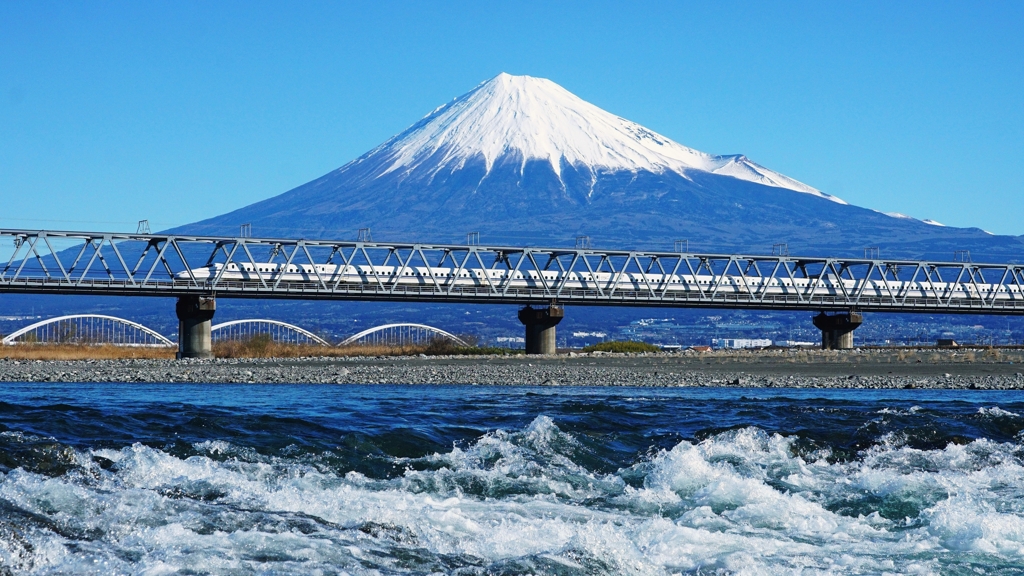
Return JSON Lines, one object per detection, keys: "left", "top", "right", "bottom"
{"left": 176, "top": 296, "right": 216, "bottom": 359}
{"left": 519, "top": 304, "right": 563, "bottom": 355}
{"left": 813, "top": 311, "right": 863, "bottom": 350}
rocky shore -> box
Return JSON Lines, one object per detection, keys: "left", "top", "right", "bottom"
{"left": 2, "top": 349, "right": 1024, "bottom": 389}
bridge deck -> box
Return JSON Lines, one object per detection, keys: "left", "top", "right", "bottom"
{"left": 3, "top": 229, "right": 1024, "bottom": 314}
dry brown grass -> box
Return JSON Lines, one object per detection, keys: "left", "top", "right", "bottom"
{"left": 8, "top": 339, "right": 1023, "bottom": 362}
{"left": 212, "top": 334, "right": 513, "bottom": 358}
{"left": 983, "top": 348, "right": 1002, "bottom": 361}
{"left": 1, "top": 337, "right": 492, "bottom": 361}
{"left": 212, "top": 337, "right": 429, "bottom": 359}
{"left": 0, "top": 344, "right": 176, "bottom": 360}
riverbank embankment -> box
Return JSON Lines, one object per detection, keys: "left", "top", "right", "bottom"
{"left": 2, "top": 349, "right": 1023, "bottom": 388}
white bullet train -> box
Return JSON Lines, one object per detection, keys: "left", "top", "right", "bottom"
{"left": 175, "top": 262, "right": 1023, "bottom": 300}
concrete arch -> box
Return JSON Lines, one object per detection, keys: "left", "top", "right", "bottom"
{"left": 2, "top": 314, "right": 174, "bottom": 346}
{"left": 210, "top": 319, "right": 330, "bottom": 346}
{"left": 340, "top": 323, "right": 468, "bottom": 347}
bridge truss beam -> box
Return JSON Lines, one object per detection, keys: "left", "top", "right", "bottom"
{"left": 3, "top": 229, "right": 1024, "bottom": 314}
{"left": 339, "top": 323, "right": 468, "bottom": 347}
{"left": 212, "top": 319, "right": 330, "bottom": 346}
{"left": 1, "top": 314, "right": 174, "bottom": 347}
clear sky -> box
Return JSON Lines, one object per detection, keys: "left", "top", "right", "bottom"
{"left": 2, "top": 1, "right": 1022, "bottom": 235}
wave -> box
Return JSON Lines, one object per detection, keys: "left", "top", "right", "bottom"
{"left": 2, "top": 413, "right": 1024, "bottom": 574}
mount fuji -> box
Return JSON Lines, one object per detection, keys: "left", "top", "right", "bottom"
{"left": 180, "top": 73, "right": 1023, "bottom": 261}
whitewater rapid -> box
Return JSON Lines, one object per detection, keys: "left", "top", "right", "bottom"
{"left": 1, "top": 385, "right": 1023, "bottom": 574}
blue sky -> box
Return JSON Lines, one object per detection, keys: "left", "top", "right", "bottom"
{"left": 2, "top": 1, "right": 1022, "bottom": 236}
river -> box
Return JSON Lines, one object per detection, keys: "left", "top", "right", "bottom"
{"left": 1, "top": 383, "right": 1022, "bottom": 574}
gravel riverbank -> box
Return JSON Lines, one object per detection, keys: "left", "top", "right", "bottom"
{"left": 2, "top": 349, "right": 1024, "bottom": 388}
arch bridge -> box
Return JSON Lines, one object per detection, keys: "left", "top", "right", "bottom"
{"left": 340, "top": 323, "right": 468, "bottom": 347}
{"left": 1, "top": 314, "right": 174, "bottom": 347}
{"left": 210, "top": 319, "right": 329, "bottom": 346}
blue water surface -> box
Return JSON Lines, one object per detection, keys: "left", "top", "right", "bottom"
{"left": 0, "top": 383, "right": 1022, "bottom": 574}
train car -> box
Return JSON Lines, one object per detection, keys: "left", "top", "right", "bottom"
{"left": 174, "top": 263, "right": 1023, "bottom": 301}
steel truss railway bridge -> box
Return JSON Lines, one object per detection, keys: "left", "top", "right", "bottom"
{"left": 3, "top": 228, "right": 1024, "bottom": 356}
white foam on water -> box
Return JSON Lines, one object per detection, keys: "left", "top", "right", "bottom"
{"left": 877, "top": 405, "right": 923, "bottom": 416}
{"left": 978, "top": 406, "right": 1021, "bottom": 418}
{"left": 1, "top": 416, "right": 1023, "bottom": 574}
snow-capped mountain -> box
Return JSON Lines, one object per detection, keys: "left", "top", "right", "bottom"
{"left": 370, "top": 73, "right": 845, "bottom": 205}
{"left": 180, "top": 73, "right": 1022, "bottom": 261}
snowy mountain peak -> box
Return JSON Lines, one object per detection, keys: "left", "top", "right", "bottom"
{"left": 372, "top": 73, "right": 845, "bottom": 204}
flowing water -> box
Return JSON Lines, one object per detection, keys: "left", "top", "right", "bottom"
{"left": 0, "top": 383, "right": 1023, "bottom": 575}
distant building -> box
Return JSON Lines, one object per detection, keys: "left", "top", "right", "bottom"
{"left": 711, "top": 338, "right": 772, "bottom": 350}
{"left": 773, "top": 340, "right": 817, "bottom": 348}
{"left": 936, "top": 338, "right": 959, "bottom": 348}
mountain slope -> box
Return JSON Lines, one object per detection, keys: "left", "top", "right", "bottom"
{"left": 178, "top": 73, "right": 1022, "bottom": 261}
{"left": 369, "top": 73, "right": 843, "bottom": 203}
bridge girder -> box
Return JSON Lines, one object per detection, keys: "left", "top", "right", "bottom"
{"left": 2, "top": 229, "right": 1024, "bottom": 315}
{"left": 211, "top": 319, "right": 330, "bottom": 346}
{"left": 339, "top": 323, "right": 468, "bottom": 347}
{"left": 1, "top": 313, "right": 173, "bottom": 346}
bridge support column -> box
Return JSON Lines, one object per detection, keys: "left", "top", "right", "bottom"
{"left": 813, "top": 311, "right": 863, "bottom": 350}
{"left": 176, "top": 296, "right": 216, "bottom": 359}
{"left": 518, "top": 304, "right": 563, "bottom": 355}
